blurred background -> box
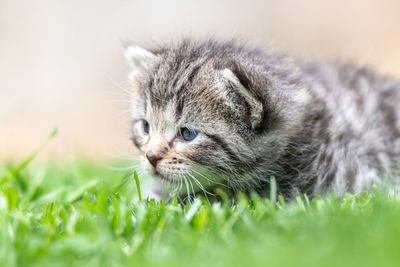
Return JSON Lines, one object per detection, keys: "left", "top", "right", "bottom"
{"left": 1, "top": 0, "right": 400, "bottom": 161}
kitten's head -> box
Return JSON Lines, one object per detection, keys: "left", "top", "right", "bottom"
{"left": 125, "top": 40, "right": 310, "bottom": 198}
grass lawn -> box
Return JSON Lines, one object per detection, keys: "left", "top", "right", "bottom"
{"left": 1, "top": 133, "right": 399, "bottom": 267}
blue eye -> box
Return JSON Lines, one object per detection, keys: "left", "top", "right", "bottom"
{"left": 180, "top": 127, "right": 198, "bottom": 141}
{"left": 143, "top": 120, "right": 150, "bottom": 134}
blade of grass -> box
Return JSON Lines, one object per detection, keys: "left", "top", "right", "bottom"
{"left": 269, "top": 176, "right": 277, "bottom": 203}
{"left": 133, "top": 171, "right": 142, "bottom": 201}
{"left": 0, "top": 128, "right": 58, "bottom": 186}
{"left": 184, "top": 198, "right": 202, "bottom": 221}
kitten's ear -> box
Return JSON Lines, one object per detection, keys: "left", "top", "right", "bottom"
{"left": 222, "top": 68, "right": 263, "bottom": 129}
{"left": 124, "top": 44, "right": 156, "bottom": 73}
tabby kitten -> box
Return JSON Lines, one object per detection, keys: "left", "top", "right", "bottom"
{"left": 125, "top": 39, "right": 400, "bottom": 200}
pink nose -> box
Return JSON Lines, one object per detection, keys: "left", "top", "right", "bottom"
{"left": 146, "top": 150, "right": 164, "bottom": 167}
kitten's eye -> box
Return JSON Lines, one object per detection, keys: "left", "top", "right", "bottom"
{"left": 143, "top": 120, "right": 150, "bottom": 135}
{"left": 180, "top": 127, "right": 198, "bottom": 141}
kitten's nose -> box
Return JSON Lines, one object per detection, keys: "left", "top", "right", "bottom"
{"left": 146, "top": 135, "right": 169, "bottom": 168}
{"left": 146, "top": 149, "right": 165, "bottom": 167}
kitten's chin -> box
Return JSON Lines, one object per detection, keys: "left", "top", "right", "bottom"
{"left": 151, "top": 169, "right": 175, "bottom": 184}
{"left": 156, "top": 172, "right": 173, "bottom": 183}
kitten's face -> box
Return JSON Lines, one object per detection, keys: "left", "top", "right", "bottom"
{"left": 130, "top": 66, "right": 241, "bottom": 196}
{"left": 126, "top": 41, "right": 309, "bottom": 198}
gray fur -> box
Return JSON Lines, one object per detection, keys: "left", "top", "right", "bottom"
{"left": 126, "top": 39, "right": 400, "bottom": 199}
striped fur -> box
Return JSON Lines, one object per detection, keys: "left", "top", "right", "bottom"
{"left": 126, "top": 39, "right": 400, "bottom": 200}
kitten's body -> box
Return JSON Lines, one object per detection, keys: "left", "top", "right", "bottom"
{"left": 270, "top": 62, "right": 400, "bottom": 197}
{"left": 125, "top": 40, "right": 400, "bottom": 199}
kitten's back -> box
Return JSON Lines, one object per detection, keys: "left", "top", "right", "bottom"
{"left": 298, "top": 61, "right": 400, "bottom": 195}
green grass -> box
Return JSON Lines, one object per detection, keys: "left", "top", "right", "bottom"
{"left": 1, "top": 133, "right": 400, "bottom": 267}
{"left": 2, "top": 161, "right": 400, "bottom": 267}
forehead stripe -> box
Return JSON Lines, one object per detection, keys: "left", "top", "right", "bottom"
{"left": 174, "top": 98, "right": 183, "bottom": 122}
{"left": 203, "top": 133, "right": 242, "bottom": 164}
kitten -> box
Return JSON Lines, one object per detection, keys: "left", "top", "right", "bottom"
{"left": 124, "top": 39, "right": 400, "bottom": 200}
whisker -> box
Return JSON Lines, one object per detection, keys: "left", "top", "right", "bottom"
{"left": 187, "top": 176, "right": 195, "bottom": 199}
{"left": 183, "top": 176, "right": 191, "bottom": 202}
{"left": 189, "top": 174, "right": 215, "bottom": 197}
{"left": 191, "top": 169, "right": 229, "bottom": 189}
{"left": 188, "top": 174, "right": 213, "bottom": 204}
